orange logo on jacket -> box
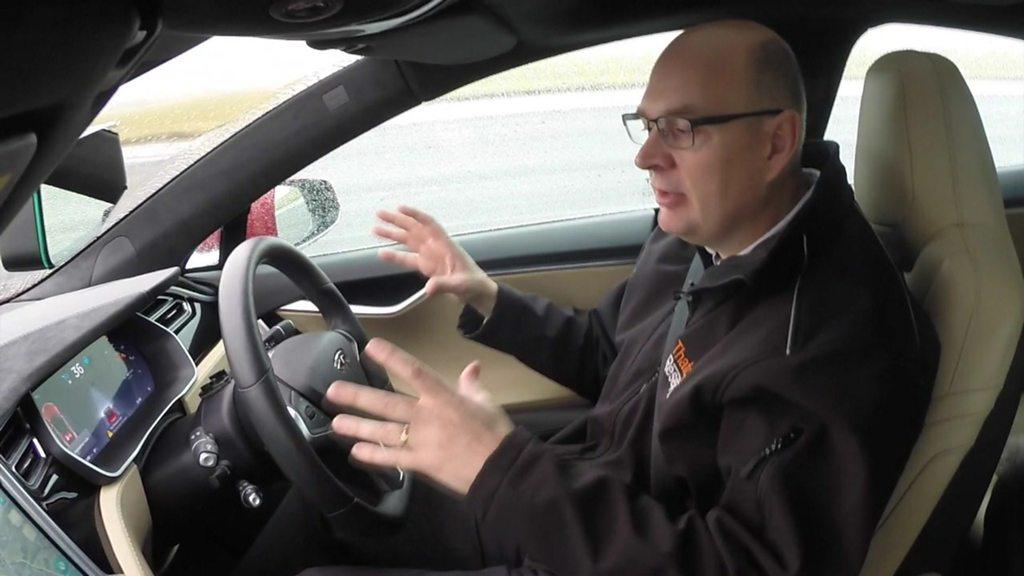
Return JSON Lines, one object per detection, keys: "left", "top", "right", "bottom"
{"left": 664, "top": 339, "right": 693, "bottom": 397}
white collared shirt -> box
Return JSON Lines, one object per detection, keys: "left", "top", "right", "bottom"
{"left": 707, "top": 168, "right": 820, "bottom": 265}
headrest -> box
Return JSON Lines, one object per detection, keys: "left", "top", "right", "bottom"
{"left": 854, "top": 51, "right": 1005, "bottom": 270}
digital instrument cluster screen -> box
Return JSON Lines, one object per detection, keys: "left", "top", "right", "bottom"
{"left": 31, "top": 336, "right": 155, "bottom": 463}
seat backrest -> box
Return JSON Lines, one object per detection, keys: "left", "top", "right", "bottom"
{"left": 854, "top": 51, "right": 1024, "bottom": 575}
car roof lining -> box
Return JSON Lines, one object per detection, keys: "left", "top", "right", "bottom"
{"left": 308, "top": 2, "right": 518, "bottom": 65}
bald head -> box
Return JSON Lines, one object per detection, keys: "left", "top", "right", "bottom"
{"left": 636, "top": 20, "right": 812, "bottom": 254}
{"left": 651, "top": 20, "right": 807, "bottom": 152}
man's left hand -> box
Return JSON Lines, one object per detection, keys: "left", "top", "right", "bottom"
{"left": 325, "top": 337, "right": 514, "bottom": 496}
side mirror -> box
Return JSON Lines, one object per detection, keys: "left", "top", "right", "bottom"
{"left": 191, "top": 178, "right": 340, "bottom": 267}
{"left": 251, "top": 179, "right": 340, "bottom": 247}
{"left": 0, "top": 129, "right": 126, "bottom": 271}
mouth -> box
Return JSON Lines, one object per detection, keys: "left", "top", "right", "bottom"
{"left": 653, "top": 186, "right": 687, "bottom": 209}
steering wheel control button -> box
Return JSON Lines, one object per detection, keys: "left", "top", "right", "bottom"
{"left": 237, "top": 479, "right": 263, "bottom": 509}
{"left": 198, "top": 447, "right": 218, "bottom": 468}
{"left": 190, "top": 427, "right": 220, "bottom": 468}
{"left": 290, "top": 392, "right": 331, "bottom": 434}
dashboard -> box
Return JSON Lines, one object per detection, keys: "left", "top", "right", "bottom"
{"left": 0, "top": 269, "right": 221, "bottom": 575}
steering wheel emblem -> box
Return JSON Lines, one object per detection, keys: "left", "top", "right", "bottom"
{"left": 333, "top": 349, "right": 347, "bottom": 371}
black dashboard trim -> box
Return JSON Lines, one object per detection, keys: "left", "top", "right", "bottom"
{"left": 0, "top": 267, "right": 180, "bottom": 417}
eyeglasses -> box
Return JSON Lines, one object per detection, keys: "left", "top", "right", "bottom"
{"left": 622, "top": 109, "right": 783, "bottom": 150}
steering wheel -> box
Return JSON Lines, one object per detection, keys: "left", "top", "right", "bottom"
{"left": 218, "top": 236, "right": 411, "bottom": 532}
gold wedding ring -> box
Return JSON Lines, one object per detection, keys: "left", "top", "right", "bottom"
{"left": 377, "top": 441, "right": 405, "bottom": 481}
{"left": 398, "top": 423, "right": 410, "bottom": 447}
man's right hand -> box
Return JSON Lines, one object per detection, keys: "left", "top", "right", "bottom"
{"left": 374, "top": 206, "right": 499, "bottom": 317}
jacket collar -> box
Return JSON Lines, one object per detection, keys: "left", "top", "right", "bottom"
{"left": 686, "top": 140, "right": 853, "bottom": 294}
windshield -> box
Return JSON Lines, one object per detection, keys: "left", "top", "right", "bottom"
{"left": 0, "top": 37, "right": 358, "bottom": 302}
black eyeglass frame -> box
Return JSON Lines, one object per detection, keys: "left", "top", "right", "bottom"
{"left": 622, "top": 109, "right": 784, "bottom": 149}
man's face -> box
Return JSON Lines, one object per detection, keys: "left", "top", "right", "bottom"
{"left": 634, "top": 41, "right": 773, "bottom": 251}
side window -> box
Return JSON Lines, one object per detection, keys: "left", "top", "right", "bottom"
{"left": 279, "top": 33, "right": 676, "bottom": 259}
{"left": 824, "top": 23, "right": 1024, "bottom": 182}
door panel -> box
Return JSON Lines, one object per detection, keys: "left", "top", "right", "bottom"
{"left": 278, "top": 263, "right": 634, "bottom": 411}
{"left": 188, "top": 210, "right": 656, "bottom": 430}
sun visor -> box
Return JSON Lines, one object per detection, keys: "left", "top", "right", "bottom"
{"left": 308, "top": 5, "right": 517, "bottom": 65}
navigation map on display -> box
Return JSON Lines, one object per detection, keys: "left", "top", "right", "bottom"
{"left": 0, "top": 488, "right": 82, "bottom": 575}
{"left": 31, "top": 336, "right": 155, "bottom": 463}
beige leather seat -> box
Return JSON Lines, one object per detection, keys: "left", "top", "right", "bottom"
{"left": 853, "top": 50, "right": 1024, "bottom": 575}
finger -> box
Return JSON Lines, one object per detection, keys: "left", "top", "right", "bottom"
{"left": 397, "top": 205, "right": 439, "bottom": 229}
{"left": 325, "top": 381, "right": 416, "bottom": 422}
{"left": 331, "top": 414, "right": 408, "bottom": 446}
{"left": 377, "top": 248, "right": 420, "bottom": 270}
{"left": 458, "top": 361, "right": 482, "bottom": 391}
{"left": 364, "top": 338, "right": 448, "bottom": 397}
{"left": 372, "top": 225, "right": 408, "bottom": 245}
{"left": 458, "top": 361, "right": 492, "bottom": 404}
{"left": 377, "top": 209, "right": 419, "bottom": 231}
{"left": 350, "top": 441, "right": 411, "bottom": 470}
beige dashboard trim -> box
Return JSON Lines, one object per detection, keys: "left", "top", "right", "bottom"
{"left": 182, "top": 340, "right": 229, "bottom": 414}
{"left": 279, "top": 287, "right": 430, "bottom": 318}
{"left": 280, "top": 265, "right": 632, "bottom": 410}
{"left": 183, "top": 264, "right": 632, "bottom": 411}
{"left": 97, "top": 465, "right": 154, "bottom": 576}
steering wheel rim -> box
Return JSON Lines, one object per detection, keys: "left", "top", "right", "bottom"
{"left": 218, "top": 236, "right": 411, "bottom": 529}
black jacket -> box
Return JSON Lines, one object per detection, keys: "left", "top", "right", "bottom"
{"left": 457, "top": 141, "right": 940, "bottom": 575}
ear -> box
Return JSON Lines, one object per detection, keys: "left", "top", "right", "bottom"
{"left": 764, "top": 110, "right": 802, "bottom": 181}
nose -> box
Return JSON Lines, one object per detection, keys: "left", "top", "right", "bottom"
{"left": 634, "top": 129, "right": 672, "bottom": 172}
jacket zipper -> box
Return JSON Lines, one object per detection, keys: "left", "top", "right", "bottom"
{"left": 741, "top": 426, "right": 804, "bottom": 480}
{"left": 786, "top": 233, "right": 809, "bottom": 356}
{"left": 578, "top": 370, "right": 658, "bottom": 460}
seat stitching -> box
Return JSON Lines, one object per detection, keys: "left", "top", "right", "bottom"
{"left": 875, "top": 441, "right": 975, "bottom": 529}
{"left": 924, "top": 54, "right": 980, "bottom": 397}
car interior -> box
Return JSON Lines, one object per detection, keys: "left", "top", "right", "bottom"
{"left": 0, "top": 1, "right": 1022, "bottom": 575}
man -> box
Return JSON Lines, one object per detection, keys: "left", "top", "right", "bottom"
{"left": 311, "top": 19, "right": 939, "bottom": 575}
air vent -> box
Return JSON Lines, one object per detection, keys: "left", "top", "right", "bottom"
{"left": 143, "top": 295, "right": 196, "bottom": 332}
{"left": 0, "top": 409, "right": 51, "bottom": 490}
